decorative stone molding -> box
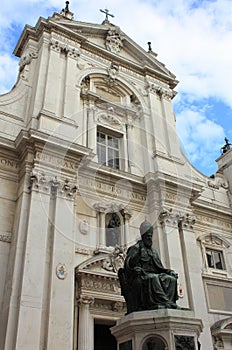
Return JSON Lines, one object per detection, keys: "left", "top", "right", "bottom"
{"left": 198, "top": 234, "right": 230, "bottom": 249}
{"left": 78, "top": 295, "right": 94, "bottom": 305}
{"left": 111, "top": 301, "right": 124, "bottom": 312}
{"left": 105, "top": 27, "right": 124, "bottom": 53}
{"left": 30, "top": 172, "right": 78, "bottom": 197}
{"left": 79, "top": 220, "right": 89, "bottom": 235}
{"left": 146, "top": 82, "right": 176, "bottom": 100}
{"left": 93, "top": 301, "right": 112, "bottom": 311}
{"left": 96, "top": 111, "right": 123, "bottom": 130}
{"left": 159, "top": 208, "right": 195, "bottom": 229}
{"left": 181, "top": 213, "right": 196, "bottom": 230}
{"left": 56, "top": 178, "right": 78, "bottom": 198}
{"left": 75, "top": 246, "right": 92, "bottom": 255}
{"left": 174, "top": 335, "right": 195, "bottom": 349}
{"left": 93, "top": 202, "right": 125, "bottom": 214}
{"left": 79, "top": 274, "right": 120, "bottom": 295}
{"left": 122, "top": 208, "right": 132, "bottom": 221}
{"left": 107, "top": 62, "right": 119, "bottom": 86}
{"left": 0, "top": 233, "right": 11, "bottom": 243}
{"left": 159, "top": 207, "right": 180, "bottom": 226}
{"left": 208, "top": 173, "right": 229, "bottom": 190}
{"left": 30, "top": 172, "right": 50, "bottom": 193}
{"left": 102, "top": 245, "right": 126, "bottom": 273}
{"left": 92, "top": 300, "right": 125, "bottom": 313}
{"left": 19, "top": 51, "right": 38, "bottom": 72}
{"left": 50, "top": 36, "right": 80, "bottom": 58}
{"left": 213, "top": 336, "right": 224, "bottom": 349}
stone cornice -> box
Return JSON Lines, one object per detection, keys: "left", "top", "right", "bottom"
{"left": 14, "top": 128, "right": 91, "bottom": 159}
{"left": 14, "top": 14, "right": 178, "bottom": 89}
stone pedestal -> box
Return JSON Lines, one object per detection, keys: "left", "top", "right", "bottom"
{"left": 111, "top": 309, "right": 203, "bottom": 350}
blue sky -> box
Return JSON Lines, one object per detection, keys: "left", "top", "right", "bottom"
{"left": 0, "top": 0, "right": 231, "bottom": 176}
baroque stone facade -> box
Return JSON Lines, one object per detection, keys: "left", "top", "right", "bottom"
{"left": 0, "top": 5, "right": 232, "bottom": 350}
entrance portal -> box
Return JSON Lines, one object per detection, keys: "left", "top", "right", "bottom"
{"left": 94, "top": 320, "right": 117, "bottom": 350}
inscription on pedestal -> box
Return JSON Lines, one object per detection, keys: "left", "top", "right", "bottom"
{"left": 119, "top": 340, "right": 132, "bottom": 350}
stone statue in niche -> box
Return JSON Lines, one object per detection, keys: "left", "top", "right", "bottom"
{"left": 106, "top": 212, "right": 121, "bottom": 247}
{"left": 118, "top": 220, "right": 179, "bottom": 314}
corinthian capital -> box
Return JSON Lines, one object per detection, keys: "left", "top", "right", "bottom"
{"left": 180, "top": 213, "right": 196, "bottom": 230}
{"left": 159, "top": 207, "right": 179, "bottom": 227}
{"left": 30, "top": 171, "right": 50, "bottom": 193}
{"left": 78, "top": 295, "right": 94, "bottom": 305}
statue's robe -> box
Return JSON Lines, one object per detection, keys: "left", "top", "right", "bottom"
{"left": 124, "top": 240, "right": 178, "bottom": 312}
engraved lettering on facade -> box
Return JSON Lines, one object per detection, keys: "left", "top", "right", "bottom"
{"left": 36, "top": 152, "right": 78, "bottom": 170}
{"left": 0, "top": 158, "right": 18, "bottom": 169}
{"left": 0, "top": 233, "right": 11, "bottom": 243}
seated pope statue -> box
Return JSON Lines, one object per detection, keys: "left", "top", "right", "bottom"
{"left": 119, "top": 220, "right": 179, "bottom": 313}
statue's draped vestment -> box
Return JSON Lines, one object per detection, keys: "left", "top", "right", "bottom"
{"left": 125, "top": 240, "right": 178, "bottom": 311}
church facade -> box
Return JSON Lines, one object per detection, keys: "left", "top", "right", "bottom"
{"left": 0, "top": 5, "right": 232, "bottom": 350}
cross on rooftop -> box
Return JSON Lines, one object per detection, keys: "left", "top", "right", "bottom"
{"left": 100, "top": 8, "right": 114, "bottom": 23}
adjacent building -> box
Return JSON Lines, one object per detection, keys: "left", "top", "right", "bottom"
{"left": 0, "top": 4, "right": 232, "bottom": 349}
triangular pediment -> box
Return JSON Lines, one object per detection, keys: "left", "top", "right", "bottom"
{"left": 76, "top": 247, "right": 126, "bottom": 277}
{"left": 45, "top": 13, "right": 177, "bottom": 86}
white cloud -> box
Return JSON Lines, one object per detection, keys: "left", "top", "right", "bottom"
{"left": 176, "top": 107, "right": 225, "bottom": 173}
{"left": 0, "top": 54, "right": 18, "bottom": 94}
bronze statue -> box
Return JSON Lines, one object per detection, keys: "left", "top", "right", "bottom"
{"left": 221, "top": 137, "right": 231, "bottom": 154}
{"left": 118, "top": 220, "right": 179, "bottom": 313}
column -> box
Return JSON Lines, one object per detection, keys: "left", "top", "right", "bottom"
{"left": 2, "top": 168, "right": 32, "bottom": 350}
{"left": 63, "top": 46, "right": 80, "bottom": 118}
{"left": 46, "top": 179, "right": 77, "bottom": 349}
{"left": 123, "top": 211, "right": 131, "bottom": 247}
{"left": 179, "top": 215, "right": 214, "bottom": 348}
{"left": 94, "top": 204, "right": 107, "bottom": 248}
{"left": 160, "top": 89, "right": 181, "bottom": 159}
{"left": 159, "top": 208, "right": 190, "bottom": 309}
{"left": 78, "top": 296, "right": 94, "bottom": 350}
{"left": 14, "top": 173, "right": 52, "bottom": 350}
{"left": 43, "top": 39, "right": 64, "bottom": 115}
{"left": 88, "top": 105, "right": 97, "bottom": 152}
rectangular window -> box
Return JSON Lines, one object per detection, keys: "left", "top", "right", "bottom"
{"left": 97, "top": 131, "right": 120, "bottom": 169}
{"left": 206, "top": 249, "right": 225, "bottom": 270}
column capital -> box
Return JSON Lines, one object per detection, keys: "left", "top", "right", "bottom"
{"left": 30, "top": 171, "right": 78, "bottom": 198}
{"left": 78, "top": 295, "right": 95, "bottom": 306}
{"left": 180, "top": 213, "right": 196, "bottom": 230}
{"left": 159, "top": 208, "right": 179, "bottom": 227}
{"left": 30, "top": 171, "right": 51, "bottom": 194}
{"left": 159, "top": 208, "right": 196, "bottom": 230}
{"left": 93, "top": 202, "right": 124, "bottom": 213}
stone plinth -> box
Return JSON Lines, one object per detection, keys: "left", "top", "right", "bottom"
{"left": 111, "top": 309, "right": 203, "bottom": 350}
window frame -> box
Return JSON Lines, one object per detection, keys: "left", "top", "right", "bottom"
{"left": 205, "top": 248, "right": 226, "bottom": 271}
{"left": 198, "top": 234, "right": 230, "bottom": 278}
{"left": 97, "top": 128, "right": 122, "bottom": 170}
